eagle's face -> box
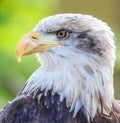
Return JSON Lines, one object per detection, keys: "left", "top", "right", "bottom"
{"left": 16, "top": 14, "right": 115, "bottom": 64}
{"left": 16, "top": 14, "right": 115, "bottom": 121}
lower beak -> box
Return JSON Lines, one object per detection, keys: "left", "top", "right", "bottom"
{"left": 16, "top": 31, "right": 63, "bottom": 62}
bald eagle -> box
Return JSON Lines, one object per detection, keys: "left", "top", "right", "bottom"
{"left": 0, "top": 14, "right": 120, "bottom": 123}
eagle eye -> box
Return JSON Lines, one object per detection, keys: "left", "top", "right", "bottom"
{"left": 56, "top": 30, "right": 70, "bottom": 39}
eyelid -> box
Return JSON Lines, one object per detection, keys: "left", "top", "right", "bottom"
{"left": 47, "top": 29, "right": 72, "bottom": 34}
{"left": 56, "top": 29, "right": 72, "bottom": 33}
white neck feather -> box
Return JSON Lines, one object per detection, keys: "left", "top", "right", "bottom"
{"left": 22, "top": 48, "right": 114, "bottom": 121}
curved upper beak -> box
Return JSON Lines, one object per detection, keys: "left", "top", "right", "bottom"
{"left": 16, "top": 31, "right": 63, "bottom": 62}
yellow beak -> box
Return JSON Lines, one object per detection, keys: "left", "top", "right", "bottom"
{"left": 16, "top": 31, "right": 63, "bottom": 62}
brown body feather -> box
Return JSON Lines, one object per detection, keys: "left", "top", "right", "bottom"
{"left": 0, "top": 90, "right": 120, "bottom": 123}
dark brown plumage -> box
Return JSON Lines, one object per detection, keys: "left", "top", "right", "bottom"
{"left": 0, "top": 91, "right": 120, "bottom": 123}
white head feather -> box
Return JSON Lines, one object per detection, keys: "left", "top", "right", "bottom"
{"left": 22, "top": 14, "right": 115, "bottom": 121}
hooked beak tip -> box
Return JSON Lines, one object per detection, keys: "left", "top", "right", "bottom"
{"left": 17, "top": 56, "right": 21, "bottom": 63}
{"left": 16, "top": 49, "right": 22, "bottom": 62}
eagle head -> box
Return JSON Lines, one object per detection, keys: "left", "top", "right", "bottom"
{"left": 16, "top": 14, "right": 115, "bottom": 121}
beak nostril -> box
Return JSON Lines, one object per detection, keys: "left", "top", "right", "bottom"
{"left": 31, "top": 35, "right": 38, "bottom": 40}
{"left": 30, "top": 31, "right": 40, "bottom": 40}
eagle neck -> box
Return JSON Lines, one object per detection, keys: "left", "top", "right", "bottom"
{"left": 21, "top": 51, "right": 114, "bottom": 121}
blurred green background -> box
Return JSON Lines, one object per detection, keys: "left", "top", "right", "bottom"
{"left": 0, "top": 0, "right": 120, "bottom": 109}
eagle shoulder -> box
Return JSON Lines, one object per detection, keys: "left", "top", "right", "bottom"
{"left": 0, "top": 90, "right": 87, "bottom": 123}
{"left": 0, "top": 90, "right": 120, "bottom": 123}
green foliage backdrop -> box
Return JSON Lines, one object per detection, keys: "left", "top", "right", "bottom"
{"left": 0, "top": 0, "right": 120, "bottom": 109}
{"left": 0, "top": 0, "right": 59, "bottom": 109}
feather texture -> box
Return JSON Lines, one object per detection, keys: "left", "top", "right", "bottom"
{"left": 0, "top": 13, "right": 119, "bottom": 123}
{"left": 0, "top": 90, "right": 120, "bottom": 123}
